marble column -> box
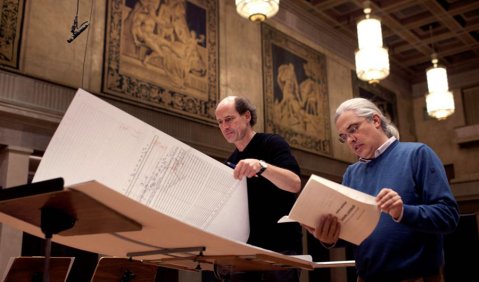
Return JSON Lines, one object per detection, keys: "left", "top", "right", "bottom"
{"left": 0, "top": 146, "right": 33, "bottom": 276}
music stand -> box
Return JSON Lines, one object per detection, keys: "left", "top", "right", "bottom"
{"left": 0, "top": 178, "right": 142, "bottom": 282}
{"left": 1, "top": 256, "right": 74, "bottom": 282}
{"left": 90, "top": 257, "right": 157, "bottom": 282}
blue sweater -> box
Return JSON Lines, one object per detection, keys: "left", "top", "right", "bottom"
{"left": 343, "top": 140, "right": 459, "bottom": 281}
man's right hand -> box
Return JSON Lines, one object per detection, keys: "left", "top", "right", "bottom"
{"left": 302, "top": 214, "right": 340, "bottom": 245}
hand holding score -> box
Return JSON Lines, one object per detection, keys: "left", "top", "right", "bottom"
{"left": 303, "top": 214, "right": 340, "bottom": 245}
{"left": 376, "top": 188, "right": 403, "bottom": 220}
{"left": 230, "top": 159, "right": 262, "bottom": 180}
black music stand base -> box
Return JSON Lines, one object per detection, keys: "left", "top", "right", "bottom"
{"left": 40, "top": 207, "right": 76, "bottom": 282}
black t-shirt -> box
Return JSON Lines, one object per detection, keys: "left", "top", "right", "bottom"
{"left": 227, "top": 133, "right": 302, "bottom": 253}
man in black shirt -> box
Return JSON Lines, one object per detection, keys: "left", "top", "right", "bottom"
{"left": 213, "top": 96, "right": 303, "bottom": 282}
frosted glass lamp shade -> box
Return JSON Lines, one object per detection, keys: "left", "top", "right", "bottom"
{"left": 426, "top": 91, "right": 455, "bottom": 120}
{"left": 425, "top": 62, "right": 455, "bottom": 120}
{"left": 235, "top": 0, "right": 280, "bottom": 22}
{"left": 355, "top": 47, "right": 390, "bottom": 83}
{"left": 427, "top": 65, "right": 449, "bottom": 94}
{"left": 357, "top": 17, "right": 383, "bottom": 49}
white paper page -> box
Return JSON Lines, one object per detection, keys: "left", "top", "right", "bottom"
{"left": 289, "top": 254, "right": 313, "bottom": 262}
{"left": 33, "top": 89, "right": 249, "bottom": 242}
{"left": 282, "top": 174, "right": 380, "bottom": 245}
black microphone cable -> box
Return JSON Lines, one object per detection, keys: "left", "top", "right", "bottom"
{"left": 67, "top": 0, "right": 94, "bottom": 89}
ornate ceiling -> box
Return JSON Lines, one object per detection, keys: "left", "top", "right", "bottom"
{"left": 291, "top": 0, "right": 479, "bottom": 83}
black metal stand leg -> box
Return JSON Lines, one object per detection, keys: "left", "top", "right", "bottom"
{"left": 40, "top": 207, "right": 76, "bottom": 282}
{"left": 43, "top": 235, "right": 52, "bottom": 282}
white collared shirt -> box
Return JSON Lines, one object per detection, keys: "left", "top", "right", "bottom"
{"left": 359, "top": 137, "right": 397, "bottom": 163}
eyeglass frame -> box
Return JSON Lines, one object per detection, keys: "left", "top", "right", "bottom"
{"left": 338, "top": 117, "right": 372, "bottom": 143}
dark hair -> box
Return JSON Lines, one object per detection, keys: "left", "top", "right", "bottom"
{"left": 234, "top": 96, "right": 257, "bottom": 127}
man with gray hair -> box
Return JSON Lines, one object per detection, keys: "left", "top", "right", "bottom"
{"left": 305, "top": 97, "right": 459, "bottom": 282}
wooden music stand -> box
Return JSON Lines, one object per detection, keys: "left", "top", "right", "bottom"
{"left": 0, "top": 178, "right": 142, "bottom": 282}
{"left": 1, "top": 256, "right": 74, "bottom": 282}
{"left": 90, "top": 257, "right": 157, "bottom": 282}
{"left": 0, "top": 179, "right": 322, "bottom": 278}
{"left": 0, "top": 178, "right": 142, "bottom": 236}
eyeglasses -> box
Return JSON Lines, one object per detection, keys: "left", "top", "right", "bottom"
{"left": 338, "top": 119, "right": 367, "bottom": 143}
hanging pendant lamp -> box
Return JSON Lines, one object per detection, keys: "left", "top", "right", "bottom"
{"left": 355, "top": 2, "right": 389, "bottom": 84}
{"left": 426, "top": 53, "right": 455, "bottom": 120}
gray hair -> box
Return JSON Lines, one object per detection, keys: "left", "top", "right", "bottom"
{"left": 334, "top": 98, "right": 400, "bottom": 139}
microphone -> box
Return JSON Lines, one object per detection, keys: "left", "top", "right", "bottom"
{"left": 67, "top": 21, "right": 89, "bottom": 43}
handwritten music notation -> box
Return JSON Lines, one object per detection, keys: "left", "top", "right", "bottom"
{"left": 125, "top": 138, "right": 239, "bottom": 229}
{"left": 33, "top": 89, "right": 249, "bottom": 242}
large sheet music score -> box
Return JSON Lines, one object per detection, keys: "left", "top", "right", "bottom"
{"left": 33, "top": 89, "right": 249, "bottom": 242}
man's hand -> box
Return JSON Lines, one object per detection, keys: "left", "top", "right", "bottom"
{"left": 376, "top": 188, "right": 403, "bottom": 220}
{"left": 303, "top": 214, "right": 340, "bottom": 245}
{"left": 232, "top": 159, "right": 262, "bottom": 179}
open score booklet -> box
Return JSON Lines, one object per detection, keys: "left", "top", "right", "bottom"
{"left": 279, "top": 174, "right": 380, "bottom": 245}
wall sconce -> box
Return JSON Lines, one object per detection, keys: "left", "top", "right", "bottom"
{"left": 354, "top": 2, "right": 389, "bottom": 84}
{"left": 235, "top": 0, "right": 280, "bottom": 22}
{"left": 425, "top": 53, "right": 455, "bottom": 120}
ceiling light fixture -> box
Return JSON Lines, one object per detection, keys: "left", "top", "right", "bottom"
{"left": 235, "top": 0, "right": 280, "bottom": 22}
{"left": 354, "top": 1, "right": 389, "bottom": 84}
{"left": 425, "top": 26, "right": 454, "bottom": 120}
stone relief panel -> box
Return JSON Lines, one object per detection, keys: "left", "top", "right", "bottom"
{"left": 0, "top": 0, "right": 24, "bottom": 69}
{"left": 103, "top": 0, "right": 218, "bottom": 124}
{"left": 262, "top": 24, "right": 332, "bottom": 156}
